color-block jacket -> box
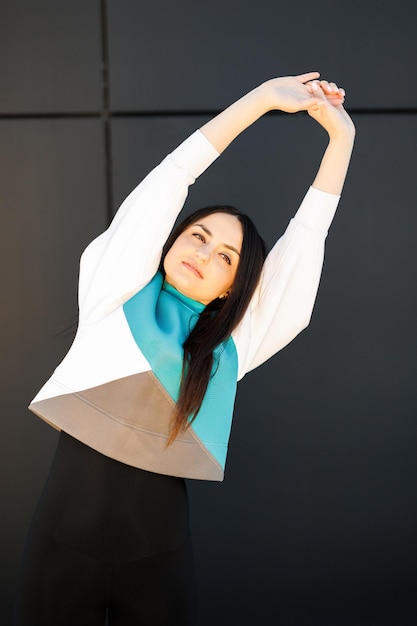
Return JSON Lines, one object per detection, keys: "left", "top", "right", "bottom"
{"left": 29, "top": 130, "right": 340, "bottom": 481}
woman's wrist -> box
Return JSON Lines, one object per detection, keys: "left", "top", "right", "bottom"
{"left": 327, "top": 126, "right": 356, "bottom": 149}
{"left": 200, "top": 87, "right": 269, "bottom": 153}
{"left": 246, "top": 83, "right": 277, "bottom": 115}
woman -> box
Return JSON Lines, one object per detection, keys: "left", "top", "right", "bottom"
{"left": 16, "top": 72, "right": 355, "bottom": 625}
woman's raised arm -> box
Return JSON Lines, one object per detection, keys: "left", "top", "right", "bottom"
{"left": 307, "top": 79, "right": 355, "bottom": 195}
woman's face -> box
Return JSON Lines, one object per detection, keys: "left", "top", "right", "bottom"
{"left": 163, "top": 212, "right": 243, "bottom": 305}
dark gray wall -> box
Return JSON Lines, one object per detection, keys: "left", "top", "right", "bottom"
{"left": 1, "top": 1, "right": 416, "bottom": 625}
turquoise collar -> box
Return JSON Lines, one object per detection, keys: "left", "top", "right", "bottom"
{"left": 162, "top": 280, "right": 206, "bottom": 315}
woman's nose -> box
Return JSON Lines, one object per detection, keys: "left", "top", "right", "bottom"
{"left": 195, "top": 246, "right": 210, "bottom": 262}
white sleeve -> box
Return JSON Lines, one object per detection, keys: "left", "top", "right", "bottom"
{"left": 77, "top": 130, "right": 219, "bottom": 324}
{"left": 233, "top": 186, "right": 340, "bottom": 379}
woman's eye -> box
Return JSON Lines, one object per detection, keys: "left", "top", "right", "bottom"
{"left": 193, "top": 232, "right": 205, "bottom": 242}
{"left": 220, "top": 253, "right": 231, "bottom": 265}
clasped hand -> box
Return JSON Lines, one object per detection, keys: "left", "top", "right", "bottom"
{"left": 261, "top": 72, "right": 355, "bottom": 138}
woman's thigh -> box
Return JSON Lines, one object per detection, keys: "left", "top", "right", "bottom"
{"left": 15, "top": 523, "right": 198, "bottom": 626}
{"left": 15, "top": 522, "right": 108, "bottom": 626}
{"left": 109, "top": 538, "right": 199, "bottom": 626}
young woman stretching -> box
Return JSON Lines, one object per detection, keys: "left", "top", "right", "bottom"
{"left": 16, "top": 72, "right": 355, "bottom": 625}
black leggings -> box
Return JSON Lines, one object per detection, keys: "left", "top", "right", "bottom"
{"left": 15, "top": 433, "right": 198, "bottom": 625}
{"left": 15, "top": 522, "right": 198, "bottom": 626}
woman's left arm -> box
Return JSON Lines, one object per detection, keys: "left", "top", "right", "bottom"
{"left": 232, "top": 80, "right": 355, "bottom": 377}
{"left": 307, "top": 79, "right": 356, "bottom": 194}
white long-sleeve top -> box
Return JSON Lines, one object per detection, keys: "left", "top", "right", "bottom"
{"left": 29, "top": 130, "right": 339, "bottom": 481}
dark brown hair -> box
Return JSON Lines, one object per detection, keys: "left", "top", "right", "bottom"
{"left": 161, "top": 206, "right": 267, "bottom": 443}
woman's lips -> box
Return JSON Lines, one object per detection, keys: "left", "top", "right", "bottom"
{"left": 182, "top": 261, "right": 203, "bottom": 279}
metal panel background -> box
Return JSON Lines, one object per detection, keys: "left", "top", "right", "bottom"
{"left": 0, "top": 118, "right": 106, "bottom": 624}
{"left": 0, "top": 0, "right": 102, "bottom": 113}
{"left": 1, "top": 0, "right": 416, "bottom": 624}
{"left": 107, "top": 0, "right": 417, "bottom": 111}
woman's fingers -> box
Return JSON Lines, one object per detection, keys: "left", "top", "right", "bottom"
{"left": 296, "top": 71, "right": 321, "bottom": 84}
{"left": 313, "top": 79, "right": 345, "bottom": 98}
{"left": 309, "top": 80, "right": 346, "bottom": 107}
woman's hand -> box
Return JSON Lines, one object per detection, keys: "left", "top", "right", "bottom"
{"left": 259, "top": 72, "right": 325, "bottom": 113}
{"left": 306, "top": 79, "right": 355, "bottom": 140}
{"left": 260, "top": 74, "right": 354, "bottom": 139}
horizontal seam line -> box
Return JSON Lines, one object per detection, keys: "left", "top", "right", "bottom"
{"left": 1, "top": 108, "right": 416, "bottom": 121}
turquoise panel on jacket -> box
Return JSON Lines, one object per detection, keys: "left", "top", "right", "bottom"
{"left": 123, "top": 272, "right": 238, "bottom": 468}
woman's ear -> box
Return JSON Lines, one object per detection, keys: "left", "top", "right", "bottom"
{"left": 219, "top": 291, "right": 230, "bottom": 300}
